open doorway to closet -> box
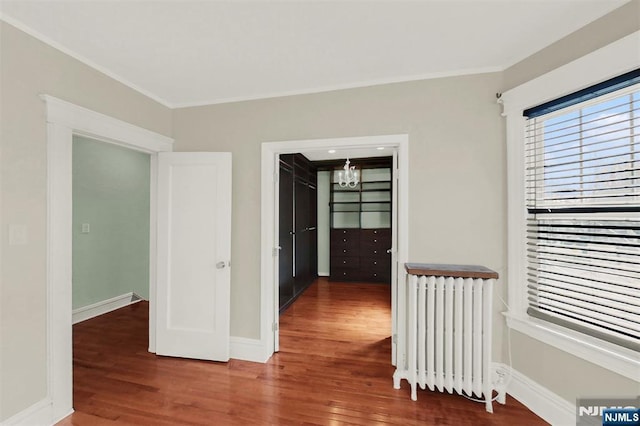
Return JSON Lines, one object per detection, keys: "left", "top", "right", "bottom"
{"left": 276, "top": 151, "right": 396, "bottom": 378}
{"left": 71, "top": 135, "right": 152, "bottom": 409}
{"left": 260, "top": 134, "right": 409, "bottom": 365}
{"left": 277, "top": 154, "right": 393, "bottom": 313}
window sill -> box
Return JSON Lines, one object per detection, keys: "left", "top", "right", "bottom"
{"left": 504, "top": 312, "right": 639, "bottom": 382}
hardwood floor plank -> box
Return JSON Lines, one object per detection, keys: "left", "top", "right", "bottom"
{"left": 58, "top": 278, "right": 547, "bottom": 425}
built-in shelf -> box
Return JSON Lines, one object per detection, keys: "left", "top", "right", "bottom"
{"left": 330, "top": 164, "right": 392, "bottom": 229}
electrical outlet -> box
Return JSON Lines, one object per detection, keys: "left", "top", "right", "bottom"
{"left": 81, "top": 223, "right": 90, "bottom": 234}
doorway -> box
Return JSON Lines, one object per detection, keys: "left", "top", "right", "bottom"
{"left": 260, "top": 135, "right": 409, "bottom": 364}
{"left": 43, "top": 95, "right": 173, "bottom": 421}
{"left": 71, "top": 135, "right": 151, "bottom": 324}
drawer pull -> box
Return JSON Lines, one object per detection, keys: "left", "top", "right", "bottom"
{"left": 343, "top": 238, "right": 347, "bottom": 242}
{"left": 343, "top": 249, "right": 347, "bottom": 253}
{"left": 343, "top": 260, "right": 347, "bottom": 264}
{"left": 374, "top": 250, "right": 377, "bottom": 254}
{"left": 374, "top": 261, "right": 377, "bottom": 265}
{"left": 374, "top": 239, "right": 377, "bottom": 243}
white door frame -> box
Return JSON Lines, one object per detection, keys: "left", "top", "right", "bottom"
{"left": 42, "top": 95, "right": 173, "bottom": 423}
{"left": 260, "top": 135, "right": 409, "bottom": 363}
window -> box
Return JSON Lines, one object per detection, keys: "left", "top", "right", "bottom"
{"left": 524, "top": 77, "right": 639, "bottom": 352}
{"left": 501, "top": 31, "right": 640, "bottom": 380}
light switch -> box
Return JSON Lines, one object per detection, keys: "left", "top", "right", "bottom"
{"left": 9, "top": 224, "right": 28, "bottom": 245}
{"left": 81, "top": 223, "right": 90, "bottom": 234}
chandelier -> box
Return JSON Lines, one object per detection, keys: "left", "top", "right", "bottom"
{"left": 338, "top": 158, "right": 359, "bottom": 188}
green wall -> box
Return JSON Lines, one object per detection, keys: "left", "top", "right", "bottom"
{"left": 72, "top": 136, "right": 150, "bottom": 310}
{"left": 316, "top": 171, "right": 330, "bottom": 275}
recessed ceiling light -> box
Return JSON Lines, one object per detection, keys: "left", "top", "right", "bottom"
{"left": 328, "top": 149, "right": 336, "bottom": 154}
{"left": 377, "top": 147, "right": 385, "bottom": 150}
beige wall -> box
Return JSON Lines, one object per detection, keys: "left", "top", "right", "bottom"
{"left": 173, "top": 73, "right": 507, "bottom": 344}
{"left": 501, "top": 0, "right": 640, "bottom": 405}
{"left": 502, "top": 0, "right": 640, "bottom": 91}
{"left": 0, "top": 21, "right": 172, "bottom": 421}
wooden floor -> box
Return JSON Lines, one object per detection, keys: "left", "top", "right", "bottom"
{"left": 59, "top": 278, "right": 546, "bottom": 425}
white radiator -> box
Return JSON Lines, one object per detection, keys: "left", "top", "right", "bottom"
{"left": 393, "top": 263, "right": 503, "bottom": 413}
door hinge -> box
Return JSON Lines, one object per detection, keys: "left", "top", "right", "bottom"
{"left": 272, "top": 322, "right": 279, "bottom": 332}
{"left": 274, "top": 172, "right": 279, "bottom": 183}
{"left": 273, "top": 246, "right": 282, "bottom": 257}
{"left": 392, "top": 333, "right": 398, "bottom": 344}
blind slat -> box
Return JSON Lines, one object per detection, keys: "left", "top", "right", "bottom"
{"left": 527, "top": 159, "right": 637, "bottom": 179}
{"left": 525, "top": 131, "right": 638, "bottom": 157}
{"left": 527, "top": 275, "right": 640, "bottom": 306}
{"left": 527, "top": 293, "right": 640, "bottom": 330}
{"left": 528, "top": 266, "right": 640, "bottom": 290}
{"left": 527, "top": 298, "right": 640, "bottom": 336}
{"left": 529, "top": 256, "right": 640, "bottom": 281}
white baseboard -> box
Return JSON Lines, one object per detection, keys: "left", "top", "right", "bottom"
{"left": 2, "top": 396, "right": 74, "bottom": 426}
{"left": 2, "top": 397, "right": 52, "bottom": 426}
{"left": 230, "top": 336, "right": 269, "bottom": 363}
{"left": 317, "top": 272, "right": 329, "bottom": 277}
{"left": 72, "top": 292, "right": 143, "bottom": 324}
{"left": 494, "top": 362, "right": 575, "bottom": 425}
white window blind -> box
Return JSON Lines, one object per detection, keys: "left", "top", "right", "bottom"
{"left": 524, "top": 78, "right": 640, "bottom": 352}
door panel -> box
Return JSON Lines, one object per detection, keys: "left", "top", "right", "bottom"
{"left": 294, "top": 230, "right": 310, "bottom": 295}
{"left": 156, "top": 152, "right": 231, "bottom": 361}
{"left": 278, "top": 165, "right": 294, "bottom": 310}
{"left": 294, "top": 179, "right": 310, "bottom": 295}
{"left": 309, "top": 183, "right": 318, "bottom": 279}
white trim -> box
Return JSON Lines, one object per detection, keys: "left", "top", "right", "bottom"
{"left": 494, "top": 362, "right": 576, "bottom": 426}
{"left": 40, "top": 95, "right": 173, "bottom": 154}
{"left": 230, "top": 337, "right": 270, "bottom": 363}
{"left": 2, "top": 398, "right": 54, "bottom": 426}
{"left": 148, "top": 155, "right": 158, "bottom": 354}
{"left": 0, "top": 14, "right": 172, "bottom": 108}
{"left": 501, "top": 31, "right": 640, "bottom": 381}
{"left": 505, "top": 314, "right": 640, "bottom": 382}
{"left": 260, "top": 134, "right": 409, "bottom": 363}
{"left": 43, "top": 95, "right": 174, "bottom": 424}
{"left": 1, "top": 397, "right": 74, "bottom": 426}
{"left": 46, "top": 120, "right": 74, "bottom": 422}
{"left": 71, "top": 292, "right": 143, "bottom": 325}
{"left": 317, "top": 272, "right": 330, "bottom": 277}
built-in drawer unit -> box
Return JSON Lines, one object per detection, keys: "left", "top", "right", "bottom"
{"left": 330, "top": 228, "right": 391, "bottom": 283}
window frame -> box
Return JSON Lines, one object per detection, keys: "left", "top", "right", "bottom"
{"left": 501, "top": 30, "right": 640, "bottom": 381}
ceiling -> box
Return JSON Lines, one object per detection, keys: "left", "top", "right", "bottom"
{"left": 0, "top": 1, "right": 628, "bottom": 109}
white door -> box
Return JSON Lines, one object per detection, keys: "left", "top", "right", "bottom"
{"left": 391, "top": 150, "right": 399, "bottom": 366}
{"left": 273, "top": 156, "right": 280, "bottom": 353}
{"left": 156, "top": 152, "right": 232, "bottom": 361}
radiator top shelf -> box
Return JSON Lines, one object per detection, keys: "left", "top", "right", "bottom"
{"left": 404, "top": 263, "right": 499, "bottom": 280}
